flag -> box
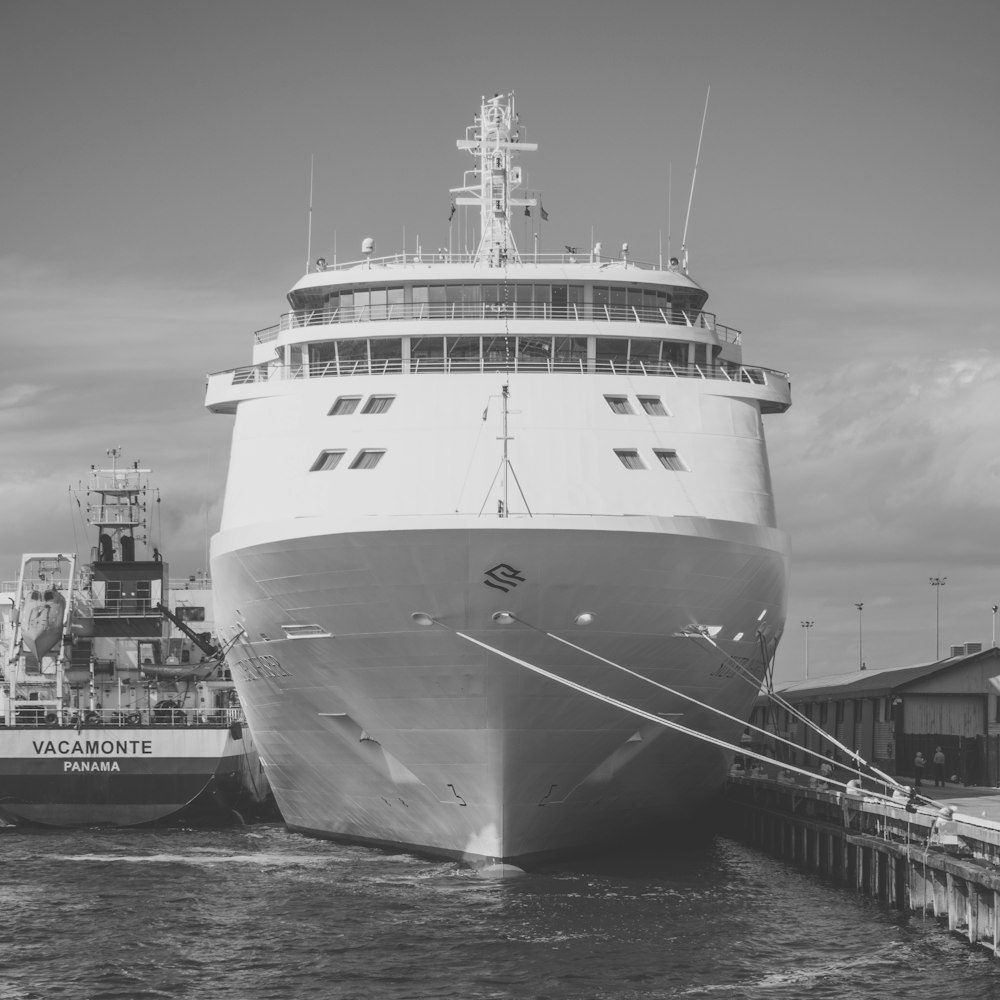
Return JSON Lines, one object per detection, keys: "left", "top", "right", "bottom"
{"left": 448, "top": 203, "right": 456, "bottom": 221}
{"left": 539, "top": 200, "right": 549, "bottom": 222}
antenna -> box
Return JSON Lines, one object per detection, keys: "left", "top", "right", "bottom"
{"left": 681, "top": 86, "right": 710, "bottom": 273}
{"left": 667, "top": 161, "right": 672, "bottom": 262}
{"left": 306, "top": 154, "right": 314, "bottom": 273}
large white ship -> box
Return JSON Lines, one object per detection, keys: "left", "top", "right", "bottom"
{"left": 206, "top": 94, "right": 791, "bottom": 864}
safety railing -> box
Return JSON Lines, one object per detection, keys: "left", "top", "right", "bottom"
{"left": 220, "top": 358, "right": 784, "bottom": 385}
{"left": 93, "top": 598, "right": 157, "bottom": 617}
{"left": 254, "top": 304, "right": 741, "bottom": 346}
{"left": 3, "top": 704, "right": 245, "bottom": 728}
{"left": 309, "top": 250, "right": 673, "bottom": 272}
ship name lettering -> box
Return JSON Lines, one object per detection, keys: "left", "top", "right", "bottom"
{"left": 33, "top": 739, "right": 154, "bottom": 756}
{"left": 63, "top": 760, "right": 122, "bottom": 772}
{"left": 230, "top": 652, "right": 289, "bottom": 681}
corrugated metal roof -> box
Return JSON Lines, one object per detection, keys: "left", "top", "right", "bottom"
{"left": 773, "top": 647, "right": 998, "bottom": 700}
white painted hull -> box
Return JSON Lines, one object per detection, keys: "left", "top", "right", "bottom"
{"left": 211, "top": 516, "right": 788, "bottom": 862}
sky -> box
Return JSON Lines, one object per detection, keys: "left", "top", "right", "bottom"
{"left": 2, "top": 0, "right": 998, "bottom": 683}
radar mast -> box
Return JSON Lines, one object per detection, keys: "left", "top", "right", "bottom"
{"left": 453, "top": 93, "right": 537, "bottom": 267}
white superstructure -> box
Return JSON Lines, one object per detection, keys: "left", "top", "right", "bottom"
{"left": 206, "top": 94, "right": 792, "bottom": 864}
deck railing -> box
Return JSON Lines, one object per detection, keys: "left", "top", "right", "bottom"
{"left": 222, "top": 358, "right": 783, "bottom": 386}
{"left": 3, "top": 705, "right": 245, "bottom": 728}
{"left": 253, "top": 304, "right": 741, "bottom": 346}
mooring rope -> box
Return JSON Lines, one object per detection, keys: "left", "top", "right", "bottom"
{"left": 427, "top": 620, "right": 839, "bottom": 785}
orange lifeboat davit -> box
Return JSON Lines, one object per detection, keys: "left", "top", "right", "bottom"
{"left": 21, "top": 588, "right": 66, "bottom": 664}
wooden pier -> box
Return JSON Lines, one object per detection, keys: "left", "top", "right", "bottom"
{"left": 720, "top": 776, "right": 1000, "bottom": 956}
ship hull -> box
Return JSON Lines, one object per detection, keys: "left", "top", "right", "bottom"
{"left": 211, "top": 515, "right": 788, "bottom": 863}
{"left": 0, "top": 725, "right": 267, "bottom": 827}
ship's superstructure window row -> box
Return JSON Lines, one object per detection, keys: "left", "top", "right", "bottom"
{"left": 307, "top": 335, "right": 709, "bottom": 374}
{"left": 615, "top": 448, "right": 690, "bottom": 471}
{"left": 329, "top": 394, "right": 395, "bottom": 415}
{"left": 310, "top": 449, "right": 386, "bottom": 471}
{"left": 288, "top": 281, "right": 709, "bottom": 325}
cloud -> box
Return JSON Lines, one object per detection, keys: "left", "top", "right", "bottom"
{"left": 0, "top": 255, "right": 266, "bottom": 578}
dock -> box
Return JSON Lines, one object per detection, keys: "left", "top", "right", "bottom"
{"left": 721, "top": 775, "right": 1000, "bottom": 956}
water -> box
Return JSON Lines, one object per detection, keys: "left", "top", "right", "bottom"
{"left": 2, "top": 825, "right": 999, "bottom": 999}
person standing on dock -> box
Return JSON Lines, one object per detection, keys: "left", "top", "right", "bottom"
{"left": 933, "top": 747, "right": 946, "bottom": 787}
{"left": 914, "top": 751, "right": 926, "bottom": 788}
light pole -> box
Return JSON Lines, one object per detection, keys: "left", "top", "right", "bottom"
{"left": 929, "top": 577, "right": 946, "bottom": 659}
{"left": 800, "top": 620, "right": 814, "bottom": 675}
{"left": 993, "top": 604, "right": 998, "bottom": 648}
{"left": 854, "top": 603, "right": 864, "bottom": 670}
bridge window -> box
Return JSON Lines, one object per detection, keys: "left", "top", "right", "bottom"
{"left": 614, "top": 449, "right": 645, "bottom": 470}
{"left": 311, "top": 450, "right": 346, "bottom": 471}
{"left": 329, "top": 396, "right": 361, "bottom": 415}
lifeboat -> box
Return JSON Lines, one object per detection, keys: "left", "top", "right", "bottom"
{"left": 139, "top": 658, "right": 218, "bottom": 682}
{"left": 21, "top": 588, "right": 66, "bottom": 663}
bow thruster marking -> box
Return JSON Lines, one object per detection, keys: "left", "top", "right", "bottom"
{"left": 483, "top": 563, "right": 526, "bottom": 593}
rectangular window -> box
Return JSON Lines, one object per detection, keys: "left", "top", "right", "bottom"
{"left": 604, "top": 395, "right": 633, "bottom": 415}
{"left": 483, "top": 337, "right": 512, "bottom": 369}
{"left": 662, "top": 341, "right": 688, "bottom": 366}
{"left": 553, "top": 337, "right": 587, "bottom": 363}
{"left": 595, "top": 338, "right": 629, "bottom": 369}
{"left": 410, "top": 337, "right": 444, "bottom": 364}
{"left": 369, "top": 287, "right": 387, "bottom": 320}
{"left": 386, "top": 286, "right": 404, "bottom": 316}
{"left": 369, "top": 338, "right": 402, "bottom": 368}
{"left": 447, "top": 337, "right": 480, "bottom": 363}
{"left": 654, "top": 449, "right": 688, "bottom": 471}
{"left": 593, "top": 285, "right": 609, "bottom": 319}
{"left": 638, "top": 396, "right": 668, "bottom": 416}
{"left": 614, "top": 449, "right": 645, "bottom": 469}
{"left": 629, "top": 338, "right": 660, "bottom": 366}
{"left": 517, "top": 337, "right": 552, "bottom": 360}
{"left": 362, "top": 395, "right": 395, "bottom": 414}
{"left": 329, "top": 396, "right": 361, "bottom": 415}
{"left": 337, "top": 339, "right": 369, "bottom": 373}
{"left": 311, "top": 450, "right": 346, "bottom": 471}
{"left": 350, "top": 450, "right": 385, "bottom": 470}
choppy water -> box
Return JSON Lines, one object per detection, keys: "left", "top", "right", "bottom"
{"left": 2, "top": 825, "right": 999, "bottom": 999}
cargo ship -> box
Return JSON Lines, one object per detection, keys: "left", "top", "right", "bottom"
{"left": 0, "top": 452, "right": 274, "bottom": 827}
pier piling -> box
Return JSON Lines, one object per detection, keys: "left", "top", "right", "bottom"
{"left": 721, "top": 777, "right": 1000, "bottom": 956}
